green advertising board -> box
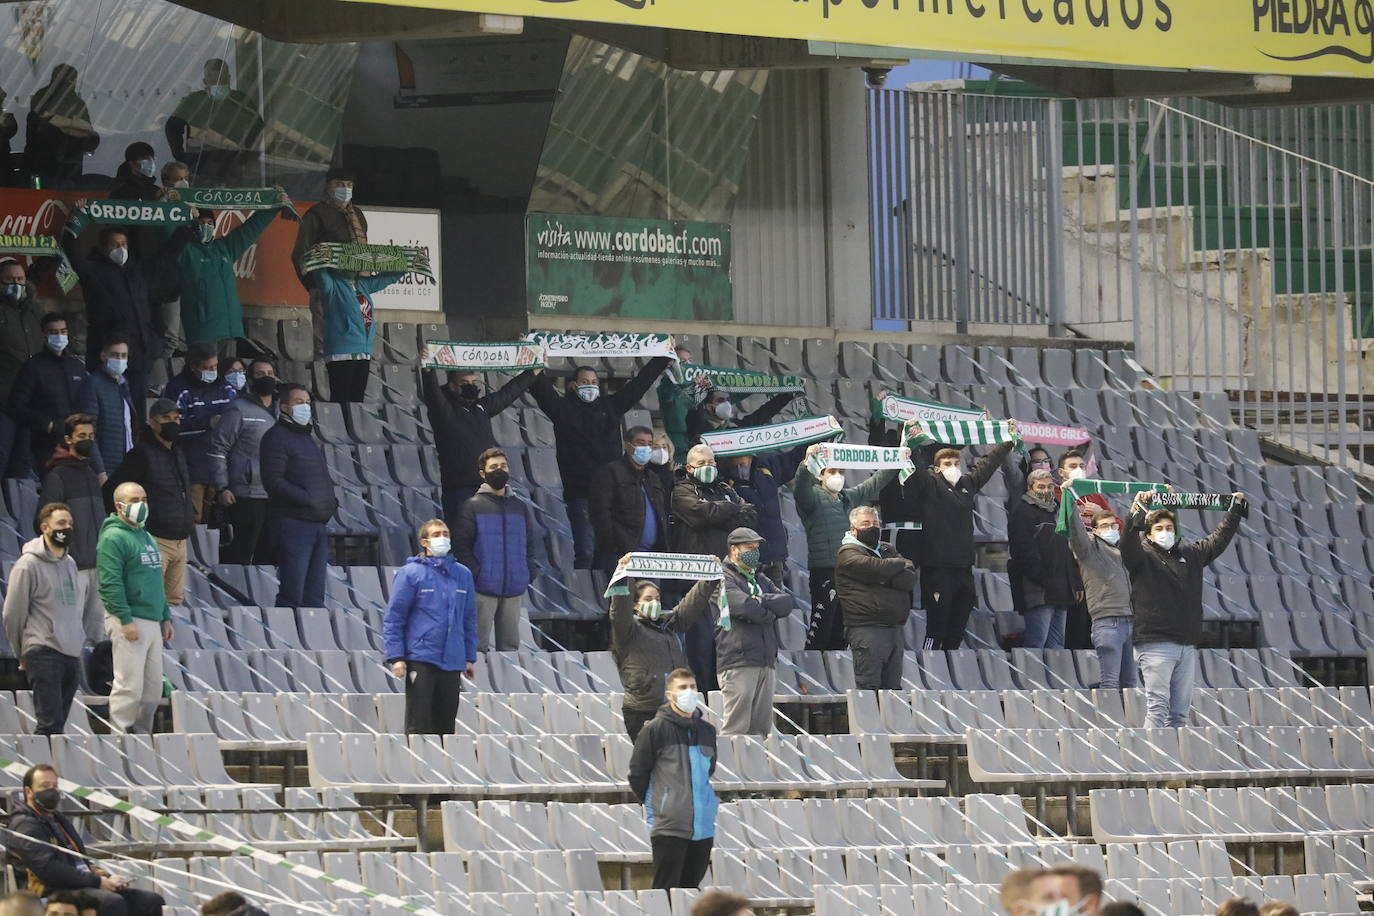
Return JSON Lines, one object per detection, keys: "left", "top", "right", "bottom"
{"left": 525, "top": 212, "right": 732, "bottom": 320}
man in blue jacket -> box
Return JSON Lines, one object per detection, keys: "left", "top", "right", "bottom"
{"left": 75, "top": 334, "right": 135, "bottom": 480}
{"left": 383, "top": 518, "right": 478, "bottom": 735}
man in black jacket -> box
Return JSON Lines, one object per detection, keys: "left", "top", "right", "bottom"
{"left": 589, "top": 426, "right": 666, "bottom": 575}
{"left": 106, "top": 399, "right": 193, "bottom": 607}
{"left": 1007, "top": 469, "right": 1083, "bottom": 649}
{"left": 835, "top": 506, "right": 918, "bottom": 690}
{"left": 260, "top": 385, "right": 337, "bottom": 608}
{"left": 39, "top": 415, "right": 105, "bottom": 596}
{"left": 11, "top": 313, "right": 88, "bottom": 473}
{"left": 901, "top": 430, "right": 1016, "bottom": 650}
{"left": 422, "top": 367, "right": 538, "bottom": 523}
{"left": 531, "top": 359, "right": 671, "bottom": 568}
{"left": 717, "top": 528, "right": 791, "bottom": 735}
{"left": 1122, "top": 490, "right": 1245, "bottom": 727}
{"left": 8, "top": 764, "right": 164, "bottom": 913}
{"left": 684, "top": 387, "right": 797, "bottom": 448}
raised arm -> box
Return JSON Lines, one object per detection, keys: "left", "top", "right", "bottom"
{"left": 668, "top": 578, "right": 720, "bottom": 633}
{"left": 967, "top": 439, "right": 1016, "bottom": 493}
{"left": 610, "top": 357, "right": 671, "bottom": 414}
{"left": 528, "top": 371, "right": 565, "bottom": 424}
{"left": 739, "top": 392, "right": 797, "bottom": 428}
{"left": 845, "top": 468, "right": 899, "bottom": 506}
{"left": 1191, "top": 496, "right": 1245, "bottom": 568}
{"left": 479, "top": 369, "right": 537, "bottom": 417}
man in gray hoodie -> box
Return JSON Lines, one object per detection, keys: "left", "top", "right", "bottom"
{"left": 2, "top": 503, "right": 102, "bottom": 734}
{"left": 207, "top": 358, "right": 277, "bottom": 564}
{"left": 1063, "top": 504, "right": 1136, "bottom": 689}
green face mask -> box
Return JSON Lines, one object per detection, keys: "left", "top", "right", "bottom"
{"left": 198, "top": 222, "right": 215, "bottom": 244}
{"left": 736, "top": 548, "right": 761, "bottom": 570}
{"left": 636, "top": 599, "right": 662, "bottom": 620}
{"left": 692, "top": 465, "right": 717, "bottom": 484}
{"left": 119, "top": 501, "right": 148, "bottom": 526}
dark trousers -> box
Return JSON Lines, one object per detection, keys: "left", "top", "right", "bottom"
{"left": 222, "top": 497, "right": 272, "bottom": 565}
{"left": 1065, "top": 600, "right": 1092, "bottom": 650}
{"left": 565, "top": 497, "right": 594, "bottom": 569}
{"left": 125, "top": 369, "right": 149, "bottom": 425}
{"left": 684, "top": 612, "right": 717, "bottom": 694}
{"left": 651, "top": 835, "right": 713, "bottom": 889}
{"left": 847, "top": 625, "right": 904, "bottom": 690}
{"left": 441, "top": 485, "right": 478, "bottom": 528}
{"left": 806, "top": 567, "right": 846, "bottom": 650}
{"left": 623, "top": 705, "right": 656, "bottom": 742}
{"left": 404, "top": 660, "right": 462, "bottom": 735}
{"left": 327, "top": 359, "right": 371, "bottom": 403}
{"left": 23, "top": 648, "right": 78, "bottom": 735}
{"left": 273, "top": 517, "right": 330, "bottom": 608}
{"left": 920, "top": 565, "right": 977, "bottom": 650}
{"left": 86, "top": 886, "right": 164, "bottom": 916}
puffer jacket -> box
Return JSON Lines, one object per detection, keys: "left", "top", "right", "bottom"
{"left": 670, "top": 467, "right": 757, "bottom": 559}
{"left": 382, "top": 554, "right": 478, "bottom": 671}
{"left": 207, "top": 393, "right": 276, "bottom": 499}
{"left": 628, "top": 704, "right": 718, "bottom": 841}
{"left": 589, "top": 455, "right": 667, "bottom": 563}
{"left": 260, "top": 418, "right": 338, "bottom": 523}
{"left": 162, "top": 368, "right": 236, "bottom": 483}
{"left": 794, "top": 464, "right": 896, "bottom": 570}
{"left": 1007, "top": 494, "right": 1083, "bottom": 612}
{"left": 0, "top": 285, "right": 45, "bottom": 403}
{"left": 105, "top": 439, "right": 194, "bottom": 541}
{"left": 834, "top": 536, "right": 919, "bottom": 629}
{"left": 611, "top": 579, "right": 717, "bottom": 712}
{"left": 74, "top": 370, "right": 134, "bottom": 477}
{"left": 10, "top": 346, "right": 88, "bottom": 468}
{"left": 452, "top": 485, "right": 541, "bottom": 598}
{"left": 716, "top": 562, "right": 791, "bottom": 671}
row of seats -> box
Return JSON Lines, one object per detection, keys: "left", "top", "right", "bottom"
{"left": 1090, "top": 784, "right": 1374, "bottom": 843}
{"left": 0, "top": 732, "right": 251, "bottom": 791}
{"left": 244, "top": 317, "right": 451, "bottom": 366}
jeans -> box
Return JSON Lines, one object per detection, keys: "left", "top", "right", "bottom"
{"left": 86, "top": 886, "right": 165, "bottom": 916}
{"left": 1092, "top": 616, "right": 1138, "bottom": 689}
{"left": 1023, "top": 604, "right": 1068, "bottom": 649}
{"left": 565, "top": 497, "right": 595, "bottom": 569}
{"left": 1136, "top": 641, "right": 1197, "bottom": 727}
{"left": 23, "top": 648, "right": 78, "bottom": 735}
{"left": 273, "top": 517, "right": 330, "bottom": 608}
{"left": 222, "top": 497, "right": 272, "bottom": 565}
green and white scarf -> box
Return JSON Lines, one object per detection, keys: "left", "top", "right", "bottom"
{"left": 173, "top": 187, "right": 294, "bottom": 211}
{"left": 300, "top": 242, "right": 433, "bottom": 277}
{"left": 68, "top": 199, "right": 194, "bottom": 230}
{"left": 805, "top": 442, "right": 912, "bottom": 478}
{"left": 0, "top": 234, "right": 59, "bottom": 257}
{"left": 1149, "top": 492, "right": 1242, "bottom": 511}
{"left": 677, "top": 363, "right": 803, "bottom": 395}
{"left": 421, "top": 340, "right": 545, "bottom": 372}
{"left": 524, "top": 331, "right": 677, "bottom": 360}
{"left": 701, "top": 414, "right": 843, "bottom": 457}
{"left": 605, "top": 552, "right": 731, "bottom": 630}
{"left": 1056, "top": 478, "right": 1167, "bottom": 536}
{"left": 907, "top": 418, "right": 1021, "bottom": 450}
{"left": 878, "top": 393, "right": 985, "bottom": 424}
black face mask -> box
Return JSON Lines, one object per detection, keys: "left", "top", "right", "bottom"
{"left": 250, "top": 375, "right": 277, "bottom": 398}
{"left": 159, "top": 421, "right": 181, "bottom": 440}
{"left": 484, "top": 469, "right": 510, "bottom": 491}
{"left": 71, "top": 439, "right": 94, "bottom": 458}
{"left": 32, "top": 788, "right": 59, "bottom": 811}
{"left": 49, "top": 529, "right": 71, "bottom": 549}
{"left": 855, "top": 526, "right": 881, "bottom": 548}
{"left": 458, "top": 383, "right": 480, "bottom": 403}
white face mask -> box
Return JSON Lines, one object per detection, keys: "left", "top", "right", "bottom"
{"left": 1066, "top": 466, "right": 1087, "bottom": 480}
{"left": 649, "top": 448, "right": 670, "bottom": 466}
{"left": 941, "top": 466, "right": 962, "bottom": 485}
{"left": 226, "top": 371, "right": 246, "bottom": 391}
{"left": 1096, "top": 528, "right": 1121, "bottom": 546}
{"left": 108, "top": 247, "right": 128, "bottom": 266}
{"left": 1151, "top": 530, "right": 1176, "bottom": 551}
{"left": 207, "top": 83, "right": 229, "bottom": 101}
{"left": 672, "top": 687, "right": 699, "bottom": 714}
{"left": 135, "top": 158, "right": 155, "bottom": 178}
{"left": 173, "top": 179, "right": 190, "bottom": 189}
{"left": 824, "top": 473, "right": 845, "bottom": 493}
{"left": 199, "top": 369, "right": 219, "bottom": 384}
{"left": 289, "top": 403, "right": 312, "bottom": 426}
{"left": 332, "top": 185, "right": 353, "bottom": 204}
{"left": 427, "top": 536, "right": 451, "bottom": 557}
{"left": 105, "top": 357, "right": 128, "bottom": 377}
{"left": 575, "top": 385, "right": 599, "bottom": 403}
{"left": 713, "top": 401, "right": 733, "bottom": 421}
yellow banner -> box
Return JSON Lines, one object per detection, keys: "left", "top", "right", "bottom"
{"left": 340, "top": 0, "right": 1374, "bottom": 79}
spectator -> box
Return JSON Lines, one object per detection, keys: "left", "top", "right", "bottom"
{"left": 720, "top": 445, "right": 805, "bottom": 582}
{"left": 74, "top": 335, "right": 135, "bottom": 478}
{"left": 39, "top": 415, "right": 105, "bottom": 598}
{"left": 684, "top": 387, "right": 796, "bottom": 448}
{"left": 1123, "top": 490, "right": 1245, "bottom": 728}
{"left": 421, "top": 367, "right": 538, "bottom": 522}
{"left": 608, "top": 563, "right": 720, "bottom": 741}
{"left": 156, "top": 161, "right": 191, "bottom": 355}
{"left": 453, "top": 448, "right": 540, "bottom": 652}
{"left": 530, "top": 358, "right": 671, "bottom": 568}
{"left": 647, "top": 431, "right": 677, "bottom": 539}
{"left": 220, "top": 357, "right": 247, "bottom": 395}
{"left": 867, "top": 414, "right": 922, "bottom": 564}
{"left": 260, "top": 385, "right": 336, "bottom": 608}
{"left": 8, "top": 765, "right": 164, "bottom": 915}
{"left": 42, "top": 892, "right": 81, "bottom": 916}
{"left": 1043, "top": 865, "right": 1104, "bottom": 916}
{"left": 383, "top": 519, "right": 477, "bottom": 735}
{"left": 628, "top": 668, "right": 718, "bottom": 890}
{"left": 162, "top": 161, "right": 189, "bottom": 192}
{"left": 11, "top": 312, "right": 88, "bottom": 473}
{"left": 671, "top": 444, "right": 756, "bottom": 692}
{"left": 1065, "top": 506, "right": 1136, "bottom": 690}
{"left": 589, "top": 426, "right": 667, "bottom": 575}
{"left": 1216, "top": 899, "right": 1261, "bottom": 916}
{"left": 717, "top": 527, "right": 791, "bottom": 735}
{"left": 1008, "top": 469, "right": 1082, "bottom": 649}
{"left": 106, "top": 399, "right": 194, "bottom": 608}
{"left": 902, "top": 434, "right": 1016, "bottom": 650}
{"left": 1000, "top": 867, "right": 1044, "bottom": 916}
{"left": 1001, "top": 445, "right": 1054, "bottom": 513}
{"left": 657, "top": 345, "right": 708, "bottom": 455}
{"left": 1258, "top": 904, "right": 1298, "bottom": 916}
{"left": 98, "top": 482, "right": 172, "bottom": 735}
{"left": 106, "top": 142, "right": 159, "bottom": 201}
{"left": 3, "top": 503, "right": 98, "bottom": 735}
{"left": 690, "top": 891, "right": 753, "bottom": 916}
{"left": 165, "top": 59, "right": 265, "bottom": 184}
{"left": 160, "top": 342, "right": 235, "bottom": 519}
{"left": 794, "top": 445, "right": 897, "bottom": 650}
{"left": 835, "top": 506, "right": 917, "bottom": 690}
{"left": 207, "top": 360, "right": 277, "bottom": 564}
{"left": 22, "top": 65, "right": 99, "bottom": 189}
{"left": 314, "top": 265, "right": 404, "bottom": 402}
{"left": 291, "top": 168, "right": 365, "bottom": 351}
{"left": 0, "top": 259, "right": 46, "bottom": 477}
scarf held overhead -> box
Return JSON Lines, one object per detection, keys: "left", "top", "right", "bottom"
{"left": 605, "top": 552, "right": 731, "bottom": 630}
{"left": 524, "top": 331, "right": 677, "bottom": 360}
{"left": 907, "top": 418, "right": 1021, "bottom": 450}
{"left": 299, "top": 242, "right": 433, "bottom": 277}
{"left": 1014, "top": 420, "right": 1091, "bottom": 448}
{"left": 677, "top": 363, "right": 804, "bottom": 394}
{"left": 421, "top": 341, "right": 546, "bottom": 372}
{"left": 805, "top": 442, "right": 912, "bottom": 478}
{"left": 1055, "top": 478, "right": 1168, "bottom": 536}
{"left": 701, "top": 414, "right": 843, "bottom": 457}
{"left": 878, "top": 393, "right": 985, "bottom": 424}
{"left": 71, "top": 199, "right": 194, "bottom": 227}
{"left": 1149, "top": 492, "right": 1242, "bottom": 511}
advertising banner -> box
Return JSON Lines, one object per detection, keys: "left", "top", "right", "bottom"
{"left": 526, "top": 212, "right": 731, "bottom": 320}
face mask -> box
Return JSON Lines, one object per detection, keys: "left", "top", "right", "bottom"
{"left": 736, "top": 547, "right": 761, "bottom": 569}
{"left": 71, "top": 439, "right": 94, "bottom": 458}
{"left": 692, "top": 465, "right": 717, "bottom": 484}
{"left": 4, "top": 283, "right": 24, "bottom": 301}
{"left": 198, "top": 222, "right": 215, "bottom": 244}
{"left": 575, "top": 385, "right": 599, "bottom": 403}
{"left": 824, "top": 473, "right": 845, "bottom": 493}
{"left": 672, "top": 687, "right": 700, "bottom": 715}
{"left": 855, "top": 526, "right": 881, "bottom": 548}
{"left": 650, "top": 448, "right": 669, "bottom": 466}
{"left": 159, "top": 421, "right": 182, "bottom": 440}
{"left": 1030, "top": 460, "right": 1052, "bottom": 472}
{"left": 941, "top": 466, "right": 962, "bottom": 485}
{"left": 250, "top": 375, "right": 277, "bottom": 398}
{"left": 637, "top": 599, "right": 662, "bottom": 620}
{"left": 1097, "top": 528, "right": 1121, "bottom": 546}
{"left": 105, "top": 357, "right": 127, "bottom": 377}
{"left": 713, "top": 401, "right": 734, "bottom": 421}
{"left": 108, "top": 247, "right": 128, "bottom": 266}
{"left": 1066, "top": 466, "right": 1086, "bottom": 480}
{"left": 484, "top": 468, "right": 509, "bottom": 491}
{"left": 46, "top": 333, "right": 67, "bottom": 353}
{"left": 207, "top": 83, "right": 229, "bottom": 101}
{"left": 289, "top": 404, "right": 312, "bottom": 426}
{"left": 199, "top": 368, "right": 219, "bottom": 384}
{"left": 135, "top": 159, "right": 155, "bottom": 178}
{"left": 458, "top": 383, "right": 480, "bottom": 402}
{"left": 173, "top": 179, "right": 190, "bottom": 189}
{"left": 120, "top": 501, "right": 148, "bottom": 526}
{"left": 49, "top": 529, "right": 71, "bottom": 549}
{"left": 226, "top": 371, "right": 246, "bottom": 391}
{"left": 631, "top": 445, "right": 652, "bottom": 465}
{"left": 427, "top": 536, "right": 451, "bottom": 557}
{"left": 31, "top": 788, "right": 60, "bottom": 811}
{"left": 332, "top": 186, "right": 352, "bottom": 204}
{"left": 1151, "top": 530, "right": 1176, "bottom": 551}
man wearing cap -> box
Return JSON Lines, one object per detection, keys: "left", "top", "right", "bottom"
{"left": 716, "top": 527, "right": 792, "bottom": 735}
{"left": 291, "top": 168, "right": 366, "bottom": 356}
{"left": 834, "top": 506, "right": 917, "bottom": 690}
{"left": 104, "top": 398, "right": 194, "bottom": 606}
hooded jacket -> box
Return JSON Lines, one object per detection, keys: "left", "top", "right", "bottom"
{"left": 2, "top": 536, "right": 89, "bottom": 658}
{"left": 74, "top": 369, "right": 134, "bottom": 478}
{"left": 452, "top": 484, "right": 541, "bottom": 598}
{"left": 172, "top": 208, "right": 277, "bottom": 343}
{"left": 207, "top": 393, "right": 276, "bottom": 499}
{"left": 421, "top": 370, "right": 536, "bottom": 493}
{"left": 0, "top": 284, "right": 45, "bottom": 403}
{"left": 589, "top": 455, "right": 667, "bottom": 562}
{"left": 161, "top": 367, "right": 237, "bottom": 483}
{"left": 314, "top": 268, "right": 404, "bottom": 358}
{"left": 96, "top": 513, "right": 169, "bottom": 626}
{"left": 1064, "top": 511, "right": 1132, "bottom": 621}
{"left": 382, "top": 554, "right": 478, "bottom": 671}
{"left": 105, "top": 438, "right": 195, "bottom": 541}
{"left": 716, "top": 562, "right": 792, "bottom": 671}
{"left": 611, "top": 579, "right": 717, "bottom": 712}
{"left": 1121, "top": 503, "right": 1243, "bottom": 647}
{"left": 39, "top": 451, "right": 104, "bottom": 569}
{"left": 260, "top": 418, "right": 338, "bottom": 524}
{"left": 7, "top": 793, "right": 103, "bottom": 895}
{"left": 901, "top": 441, "right": 1015, "bottom": 568}
{"left": 1007, "top": 493, "right": 1083, "bottom": 611}
{"left": 10, "top": 346, "right": 88, "bottom": 466}
{"left": 529, "top": 358, "right": 672, "bottom": 500}
{"left": 794, "top": 464, "right": 896, "bottom": 571}
{"left": 835, "top": 536, "right": 919, "bottom": 629}
{"left": 628, "top": 703, "right": 718, "bottom": 841}
{"left": 721, "top": 446, "right": 805, "bottom": 566}
{"left": 670, "top": 467, "right": 757, "bottom": 559}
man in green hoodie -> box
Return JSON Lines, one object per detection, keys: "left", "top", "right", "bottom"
{"left": 96, "top": 481, "right": 173, "bottom": 734}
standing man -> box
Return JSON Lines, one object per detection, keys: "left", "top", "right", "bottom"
{"left": 716, "top": 528, "right": 791, "bottom": 736}
{"left": 161, "top": 342, "right": 235, "bottom": 521}
{"left": 530, "top": 358, "right": 671, "bottom": 569}
{"left": 107, "top": 142, "right": 160, "bottom": 201}
{"left": 98, "top": 482, "right": 173, "bottom": 734}
{"left": 0, "top": 259, "right": 45, "bottom": 477}
{"left": 628, "top": 668, "right": 719, "bottom": 890}
{"left": 291, "top": 168, "right": 365, "bottom": 352}
{"left": 314, "top": 266, "right": 405, "bottom": 402}
{"left": 164, "top": 58, "right": 265, "bottom": 183}
{"left": 1122, "top": 490, "right": 1246, "bottom": 727}
{"left": 684, "top": 387, "right": 796, "bottom": 448}
{"left": 3, "top": 503, "right": 98, "bottom": 734}
{"left": 39, "top": 415, "right": 106, "bottom": 621}
{"left": 589, "top": 426, "right": 667, "bottom": 576}
{"left": 421, "top": 367, "right": 538, "bottom": 522}
{"left": 106, "top": 399, "right": 194, "bottom": 608}
{"left": 23, "top": 64, "right": 100, "bottom": 189}
{"left": 259, "top": 384, "right": 337, "bottom": 608}
{"left": 452, "top": 448, "right": 540, "bottom": 652}
{"left": 207, "top": 359, "right": 277, "bottom": 564}
{"left": 75, "top": 335, "right": 135, "bottom": 479}
{"left": 383, "top": 518, "right": 477, "bottom": 735}
{"left": 10, "top": 312, "right": 89, "bottom": 473}
{"left": 1007, "top": 469, "right": 1082, "bottom": 649}
{"left": 657, "top": 344, "right": 708, "bottom": 456}
{"left": 835, "top": 506, "right": 918, "bottom": 691}
{"left": 1064, "top": 506, "right": 1136, "bottom": 690}
{"left": 721, "top": 446, "right": 806, "bottom": 583}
